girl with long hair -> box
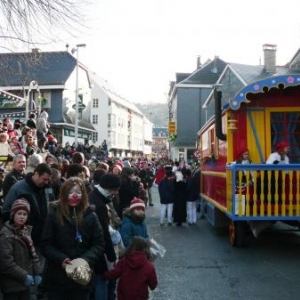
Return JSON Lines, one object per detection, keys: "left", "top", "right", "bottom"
{"left": 40, "top": 177, "right": 105, "bottom": 300}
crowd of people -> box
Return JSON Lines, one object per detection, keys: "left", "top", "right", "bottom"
{"left": 0, "top": 113, "right": 201, "bottom": 300}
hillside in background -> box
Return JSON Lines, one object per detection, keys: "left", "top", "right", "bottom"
{"left": 135, "top": 102, "right": 169, "bottom": 128}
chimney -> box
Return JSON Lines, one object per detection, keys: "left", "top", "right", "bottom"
{"left": 31, "top": 48, "right": 41, "bottom": 54}
{"left": 211, "top": 56, "right": 219, "bottom": 74}
{"left": 197, "top": 56, "right": 202, "bottom": 69}
{"left": 263, "top": 44, "right": 276, "bottom": 74}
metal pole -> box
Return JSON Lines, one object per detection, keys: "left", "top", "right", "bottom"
{"left": 74, "top": 44, "right": 86, "bottom": 148}
{"left": 25, "top": 81, "right": 38, "bottom": 120}
{"left": 74, "top": 49, "right": 79, "bottom": 147}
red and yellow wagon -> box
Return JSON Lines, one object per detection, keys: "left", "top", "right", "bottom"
{"left": 198, "top": 75, "right": 300, "bottom": 246}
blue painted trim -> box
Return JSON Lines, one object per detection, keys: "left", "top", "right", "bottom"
{"left": 229, "top": 74, "right": 300, "bottom": 110}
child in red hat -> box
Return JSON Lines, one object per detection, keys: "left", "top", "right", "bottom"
{"left": 119, "top": 198, "right": 149, "bottom": 247}
{"left": 0, "top": 198, "right": 42, "bottom": 300}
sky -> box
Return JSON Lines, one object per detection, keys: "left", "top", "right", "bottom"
{"left": 8, "top": 0, "right": 300, "bottom": 104}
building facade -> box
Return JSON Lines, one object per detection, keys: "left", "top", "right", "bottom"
{"left": 90, "top": 73, "right": 152, "bottom": 158}
{"left": 168, "top": 57, "right": 227, "bottom": 161}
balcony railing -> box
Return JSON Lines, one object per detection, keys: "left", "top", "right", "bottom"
{"left": 226, "top": 164, "right": 300, "bottom": 221}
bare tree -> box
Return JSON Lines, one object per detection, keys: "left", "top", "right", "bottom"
{"left": 0, "top": 0, "right": 91, "bottom": 50}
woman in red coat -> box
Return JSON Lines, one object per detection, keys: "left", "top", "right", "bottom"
{"left": 153, "top": 163, "right": 166, "bottom": 186}
{"left": 104, "top": 236, "right": 158, "bottom": 300}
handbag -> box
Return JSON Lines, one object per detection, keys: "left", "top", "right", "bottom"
{"left": 65, "top": 258, "right": 93, "bottom": 286}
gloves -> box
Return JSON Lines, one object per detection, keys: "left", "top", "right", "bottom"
{"left": 34, "top": 275, "right": 42, "bottom": 286}
{"left": 24, "top": 275, "right": 34, "bottom": 286}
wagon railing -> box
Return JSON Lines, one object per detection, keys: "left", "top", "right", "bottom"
{"left": 226, "top": 164, "right": 300, "bottom": 220}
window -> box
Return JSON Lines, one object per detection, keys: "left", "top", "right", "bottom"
{"left": 270, "top": 112, "right": 300, "bottom": 163}
{"left": 92, "top": 115, "right": 98, "bottom": 124}
{"left": 92, "top": 132, "right": 98, "bottom": 142}
{"left": 92, "top": 98, "right": 99, "bottom": 108}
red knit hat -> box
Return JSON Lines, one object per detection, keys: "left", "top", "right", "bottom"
{"left": 239, "top": 148, "right": 249, "bottom": 158}
{"left": 130, "top": 198, "right": 145, "bottom": 211}
{"left": 276, "top": 141, "right": 289, "bottom": 152}
{"left": 115, "top": 161, "right": 124, "bottom": 170}
{"left": 11, "top": 198, "right": 30, "bottom": 216}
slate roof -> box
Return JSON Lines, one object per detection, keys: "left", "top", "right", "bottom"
{"left": 0, "top": 51, "right": 77, "bottom": 86}
{"left": 228, "top": 63, "right": 291, "bottom": 84}
{"left": 153, "top": 127, "right": 168, "bottom": 137}
{"left": 176, "top": 73, "right": 191, "bottom": 83}
{"left": 181, "top": 57, "right": 227, "bottom": 84}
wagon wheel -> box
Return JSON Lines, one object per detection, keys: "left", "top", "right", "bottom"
{"left": 228, "top": 221, "right": 246, "bottom": 247}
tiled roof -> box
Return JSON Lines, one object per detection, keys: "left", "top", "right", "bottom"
{"left": 153, "top": 127, "right": 168, "bottom": 136}
{"left": 176, "top": 73, "right": 191, "bottom": 83}
{"left": 229, "top": 63, "right": 295, "bottom": 84}
{"left": 181, "top": 57, "right": 227, "bottom": 84}
{"left": 0, "top": 51, "right": 76, "bottom": 86}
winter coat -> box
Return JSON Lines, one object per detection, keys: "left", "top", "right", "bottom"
{"left": 118, "top": 177, "right": 139, "bottom": 217}
{"left": 158, "top": 177, "right": 175, "bottom": 204}
{"left": 2, "top": 169, "right": 25, "bottom": 199}
{"left": 104, "top": 251, "right": 158, "bottom": 300}
{"left": 173, "top": 181, "right": 187, "bottom": 224}
{"left": 0, "top": 223, "right": 42, "bottom": 294}
{"left": 154, "top": 169, "right": 166, "bottom": 185}
{"left": 88, "top": 187, "right": 116, "bottom": 274}
{"left": 40, "top": 204, "right": 105, "bottom": 290}
{"left": 3, "top": 173, "right": 48, "bottom": 246}
{"left": 120, "top": 209, "right": 149, "bottom": 248}
{"left": 36, "top": 111, "right": 49, "bottom": 136}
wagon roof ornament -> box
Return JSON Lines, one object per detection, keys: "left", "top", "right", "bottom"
{"left": 228, "top": 74, "right": 300, "bottom": 111}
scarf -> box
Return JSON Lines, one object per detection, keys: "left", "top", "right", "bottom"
{"left": 94, "top": 184, "right": 113, "bottom": 201}
{"left": 13, "top": 226, "right": 39, "bottom": 263}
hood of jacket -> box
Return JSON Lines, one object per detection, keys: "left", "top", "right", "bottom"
{"left": 124, "top": 251, "right": 148, "bottom": 270}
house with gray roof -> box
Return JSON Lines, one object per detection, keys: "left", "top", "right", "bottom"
{"left": 168, "top": 44, "right": 300, "bottom": 162}
{"left": 168, "top": 56, "right": 227, "bottom": 161}
{"left": 0, "top": 49, "right": 95, "bottom": 145}
{"left": 202, "top": 44, "right": 294, "bottom": 122}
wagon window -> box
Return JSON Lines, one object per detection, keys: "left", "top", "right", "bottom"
{"left": 270, "top": 112, "right": 300, "bottom": 163}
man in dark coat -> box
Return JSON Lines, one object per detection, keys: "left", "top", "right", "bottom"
{"left": 2, "top": 154, "right": 26, "bottom": 199}
{"left": 89, "top": 172, "right": 120, "bottom": 300}
{"left": 2, "top": 163, "right": 52, "bottom": 247}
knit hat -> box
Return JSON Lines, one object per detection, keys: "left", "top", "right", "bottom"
{"left": 99, "top": 173, "right": 121, "bottom": 189}
{"left": 130, "top": 198, "right": 145, "bottom": 211}
{"left": 115, "top": 161, "right": 124, "bottom": 170}
{"left": 11, "top": 198, "right": 30, "bottom": 217}
{"left": 276, "top": 141, "right": 289, "bottom": 152}
{"left": 239, "top": 148, "right": 249, "bottom": 158}
{"left": 113, "top": 164, "right": 122, "bottom": 172}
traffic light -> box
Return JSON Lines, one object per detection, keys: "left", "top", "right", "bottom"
{"left": 168, "top": 121, "right": 176, "bottom": 134}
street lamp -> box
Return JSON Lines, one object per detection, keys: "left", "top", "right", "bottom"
{"left": 25, "top": 80, "right": 39, "bottom": 120}
{"left": 71, "top": 43, "right": 86, "bottom": 147}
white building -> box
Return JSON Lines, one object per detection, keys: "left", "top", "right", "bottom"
{"left": 90, "top": 73, "right": 153, "bottom": 158}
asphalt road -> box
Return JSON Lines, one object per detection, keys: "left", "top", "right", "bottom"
{"left": 147, "top": 187, "right": 300, "bottom": 300}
